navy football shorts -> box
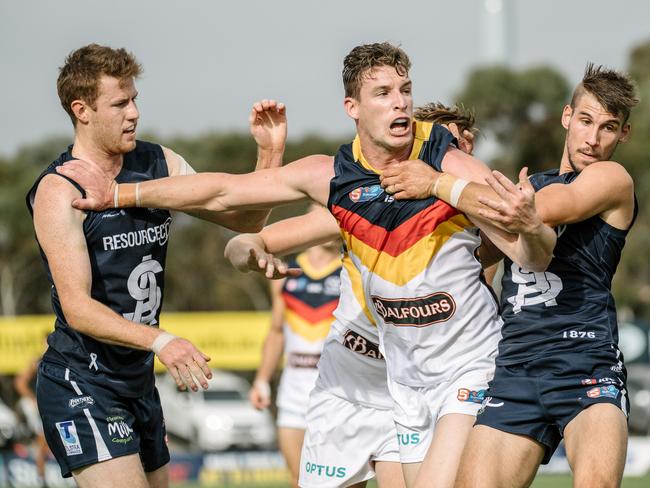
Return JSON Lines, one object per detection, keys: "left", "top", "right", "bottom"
{"left": 37, "top": 360, "right": 169, "bottom": 478}
{"left": 474, "top": 349, "right": 628, "bottom": 463}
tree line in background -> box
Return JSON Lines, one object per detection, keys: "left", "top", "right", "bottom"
{"left": 1, "top": 40, "right": 649, "bottom": 321}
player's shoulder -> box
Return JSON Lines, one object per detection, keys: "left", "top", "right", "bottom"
{"left": 579, "top": 160, "right": 633, "bottom": 190}
{"left": 35, "top": 172, "right": 83, "bottom": 202}
{"left": 283, "top": 154, "right": 334, "bottom": 175}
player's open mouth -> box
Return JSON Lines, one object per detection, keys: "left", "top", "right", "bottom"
{"left": 389, "top": 118, "right": 410, "bottom": 136}
{"left": 123, "top": 127, "right": 136, "bottom": 135}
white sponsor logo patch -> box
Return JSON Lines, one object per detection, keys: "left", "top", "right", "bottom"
{"left": 56, "top": 420, "right": 83, "bottom": 456}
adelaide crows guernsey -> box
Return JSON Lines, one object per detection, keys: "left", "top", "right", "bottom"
{"left": 497, "top": 169, "right": 637, "bottom": 366}
{"left": 27, "top": 141, "right": 171, "bottom": 397}
{"left": 328, "top": 123, "right": 502, "bottom": 387}
{"left": 281, "top": 252, "right": 341, "bottom": 368}
{"left": 277, "top": 252, "right": 341, "bottom": 413}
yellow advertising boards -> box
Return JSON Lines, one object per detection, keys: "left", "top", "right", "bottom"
{"left": 0, "top": 312, "right": 271, "bottom": 373}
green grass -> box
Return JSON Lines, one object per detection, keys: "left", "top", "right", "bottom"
{"left": 171, "top": 474, "right": 650, "bottom": 487}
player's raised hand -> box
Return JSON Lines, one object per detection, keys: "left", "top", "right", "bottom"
{"left": 247, "top": 248, "right": 302, "bottom": 279}
{"left": 154, "top": 334, "right": 212, "bottom": 392}
{"left": 477, "top": 167, "right": 544, "bottom": 235}
{"left": 380, "top": 159, "right": 440, "bottom": 200}
{"left": 249, "top": 99, "right": 287, "bottom": 169}
{"left": 56, "top": 159, "right": 116, "bottom": 211}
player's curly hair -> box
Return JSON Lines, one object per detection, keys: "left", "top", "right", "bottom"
{"left": 414, "top": 102, "right": 478, "bottom": 135}
{"left": 343, "top": 42, "right": 411, "bottom": 99}
{"left": 57, "top": 44, "right": 142, "bottom": 126}
{"left": 571, "top": 63, "right": 638, "bottom": 123}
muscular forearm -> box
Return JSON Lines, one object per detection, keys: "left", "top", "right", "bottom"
{"left": 61, "top": 293, "right": 165, "bottom": 351}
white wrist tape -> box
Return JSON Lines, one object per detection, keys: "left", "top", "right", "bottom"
{"left": 449, "top": 179, "right": 470, "bottom": 207}
{"left": 151, "top": 332, "right": 177, "bottom": 355}
{"left": 254, "top": 380, "right": 271, "bottom": 399}
{"left": 135, "top": 182, "right": 141, "bottom": 208}
{"left": 113, "top": 184, "right": 119, "bottom": 208}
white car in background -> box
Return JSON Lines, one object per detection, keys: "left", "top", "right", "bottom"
{"left": 0, "top": 398, "right": 17, "bottom": 448}
{"left": 157, "top": 370, "right": 276, "bottom": 452}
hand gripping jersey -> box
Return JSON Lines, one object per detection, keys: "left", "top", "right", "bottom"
{"left": 497, "top": 169, "right": 638, "bottom": 366}
{"left": 328, "top": 123, "right": 502, "bottom": 387}
{"left": 26, "top": 141, "right": 172, "bottom": 397}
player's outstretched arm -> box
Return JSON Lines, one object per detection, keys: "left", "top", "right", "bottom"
{"left": 225, "top": 205, "right": 340, "bottom": 278}
{"left": 56, "top": 154, "right": 332, "bottom": 215}
{"left": 532, "top": 161, "right": 635, "bottom": 228}
{"left": 33, "top": 175, "right": 212, "bottom": 392}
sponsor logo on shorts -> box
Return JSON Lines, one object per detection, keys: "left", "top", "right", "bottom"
{"left": 304, "top": 462, "right": 346, "bottom": 478}
{"left": 457, "top": 388, "right": 486, "bottom": 404}
{"left": 56, "top": 421, "right": 83, "bottom": 456}
{"left": 371, "top": 293, "right": 455, "bottom": 327}
{"left": 343, "top": 330, "right": 384, "bottom": 360}
{"left": 581, "top": 378, "right": 598, "bottom": 385}
{"left": 397, "top": 433, "right": 420, "bottom": 446}
{"left": 106, "top": 416, "right": 134, "bottom": 444}
{"left": 68, "top": 395, "right": 95, "bottom": 409}
{"left": 349, "top": 185, "right": 383, "bottom": 203}
{"left": 586, "top": 386, "right": 620, "bottom": 399}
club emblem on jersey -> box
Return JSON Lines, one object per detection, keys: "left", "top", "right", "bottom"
{"left": 371, "top": 292, "right": 455, "bottom": 327}
{"left": 349, "top": 185, "right": 383, "bottom": 203}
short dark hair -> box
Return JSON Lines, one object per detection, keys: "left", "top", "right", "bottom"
{"left": 571, "top": 63, "right": 638, "bottom": 123}
{"left": 57, "top": 44, "right": 142, "bottom": 125}
{"left": 414, "top": 102, "right": 477, "bottom": 135}
{"left": 342, "top": 42, "right": 411, "bottom": 99}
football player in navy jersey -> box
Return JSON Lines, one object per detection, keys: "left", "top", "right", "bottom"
{"left": 27, "top": 44, "right": 283, "bottom": 488}
{"left": 380, "top": 64, "right": 638, "bottom": 488}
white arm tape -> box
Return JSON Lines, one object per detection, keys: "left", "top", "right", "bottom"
{"left": 253, "top": 380, "right": 271, "bottom": 399}
{"left": 113, "top": 184, "right": 119, "bottom": 208}
{"left": 152, "top": 332, "right": 177, "bottom": 355}
{"left": 450, "top": 179, "right": 470, "bottom": 207}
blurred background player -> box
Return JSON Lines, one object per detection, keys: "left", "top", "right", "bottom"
{"left": 249, "top": 238, "right": 342, "bottom": 488}
{"left": 14, "top": 345, "right": 51, "bottom": 488}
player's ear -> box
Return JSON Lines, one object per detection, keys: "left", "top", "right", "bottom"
{"left": 344, "top": 96, "right": 360, "bottom": 121}
{"left": 71, "top": 99, "right": 91, "bottom": 125}
{"left": 618, "top": 123, "right": 631, "bottom": 143}
{"left": 561, "top": 104, "right": 572, "bottom": 130}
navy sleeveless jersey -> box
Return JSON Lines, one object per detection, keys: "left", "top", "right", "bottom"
{"left": 26, "top": 141, "right": 172, "bottom": 397}
{"left": 497, "top": 169, "right": 636, "bottom": 366}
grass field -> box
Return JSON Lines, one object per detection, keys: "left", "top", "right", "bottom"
{"left": 171, "top": 474, "right": 650, "bottom": 487}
